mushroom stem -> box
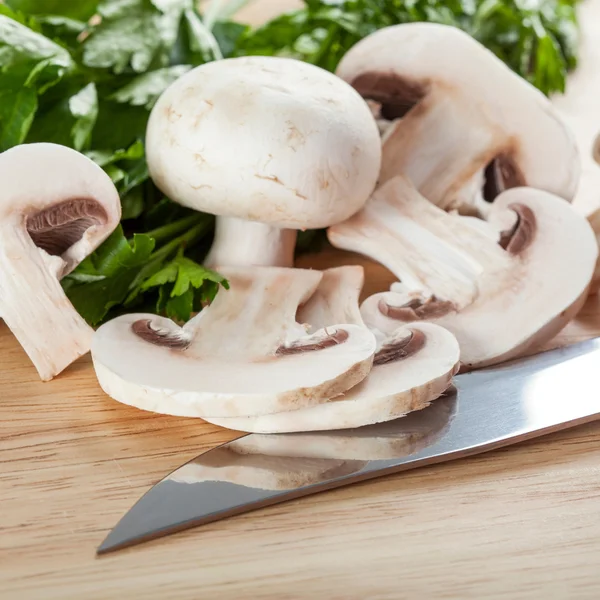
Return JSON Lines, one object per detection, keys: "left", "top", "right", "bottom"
{"left": 204, "top": 216, "right": 297, "bottom": 268}
{"left": 0, "top": 228, "right": 93, "bottom": 380}
{"left": 298, "top": 266, "right": 365, "bottom": 330}
{"left": 328, "top": 177, "right": 510, "bottom": 309}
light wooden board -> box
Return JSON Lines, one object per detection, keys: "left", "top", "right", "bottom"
{"left": 3, "top": 1, "right": 600, "bottom": 598}
{"left": 2, "top": 246, "right": 600, "bottom": 600}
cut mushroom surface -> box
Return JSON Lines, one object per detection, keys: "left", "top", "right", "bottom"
{"left": 0, "top": 143, "right": 121, "bottom": 380}
{"left": 336, "top": 22, "right": 579, "bottom": 216}
{"left": 329, "top": 177, "right": 598, "bottom": 369}
{"left": 146, "top": 55, "right": 381, "bottom": 268}
{"left": 91, "top": 267, "right": 376, "bottom": 418}
{"left": 204, "top": 266, "right": 459, "bottom": 433}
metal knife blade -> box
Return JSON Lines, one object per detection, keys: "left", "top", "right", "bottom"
{"left": 97, "top": 337, "right": 600, "bottom": 555}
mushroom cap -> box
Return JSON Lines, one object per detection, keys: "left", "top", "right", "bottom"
{"left": 91, "top": 267, "right": 377, "bottom": 417}
{"left": 0, "top": 142, "right": 121, "bottom": 275}
{"left": 146, "top": 56, "right": 382, "bottom": 229}
{"left": 336, "top": 22, "right": 579, "bottom": 210}
{"left": 339, "top": 178, "right": 598, "bottom": 369}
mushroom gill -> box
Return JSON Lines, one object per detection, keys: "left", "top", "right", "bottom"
{"left": 482, "top": 154, "right": 526, "bottom": 204}
{"left": 26, "top": 198, "right": 108, "bottom": 256}
{"left": 350, "top": 72, "right": 427, "bottom": 120}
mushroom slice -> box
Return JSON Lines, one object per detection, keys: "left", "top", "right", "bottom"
{"left": 335, "top": 22, "right": 579, "bottom": 215}
{"left": 329, "top": 177, "right": 597, "bottom": 369}
{"left": 91, "top": 267, "right": 376, "bottom": 418}
{"left": 145, "top": 55, "right": 381, "bottom": 268}
{"left": 204, "top": 266, "right": 459, "bottom": 433}
{"left": 0, "top": 143, "right": 121, "bottom": 380}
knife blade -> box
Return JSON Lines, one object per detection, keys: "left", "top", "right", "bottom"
{"left": 97, "top": 337, "right": 600, "bottom": 555}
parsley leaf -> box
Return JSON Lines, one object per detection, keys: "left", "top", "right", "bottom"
{"left": 139, "top": 251, "right": 229, "bottom": 322}
{"left": 6, "top": 0, "right": 100, "bottom": 21}
{"left": 110, "top": 64, "right": 192, "bottom": 109}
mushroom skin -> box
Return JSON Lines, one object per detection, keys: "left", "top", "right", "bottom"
{"left": 328, "top": 177, "right": 598, "bottom": 370}
{"left": 203, "top": 266, "right": 459, "bottom": 433}
{"left": 336, "top": 23, "right": 579, "bottom": 216}
{"left": 91, "top": 267, "right": 377, "bottom": 418}
{"left": 145, "top": 55, "right": 382, "bottom": 268}
{"left": 0, "top": 143, "right": 121, "bottom": 381}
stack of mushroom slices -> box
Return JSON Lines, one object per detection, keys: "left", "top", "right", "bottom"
{"left": 92, "top": 266, "right": 460, "bottom": 433}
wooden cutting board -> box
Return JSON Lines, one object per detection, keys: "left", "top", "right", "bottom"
{"left": 2, "top": 2, "right": 600, "bottom": 598}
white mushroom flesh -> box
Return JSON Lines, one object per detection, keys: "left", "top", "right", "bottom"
{"left": 0, "top": 143, "right": 121, "bottom": 380}
{"left": 91, "top": 266, "right": 377, "bottom": 418}
{"left": 329, "top": 177, "right": 598, "bottom": 369}
{"left": 336, "top": 23, "right": 579, "bottom": 216}
{"left": 204, "top": 266, "right": 459, "bottom": 433}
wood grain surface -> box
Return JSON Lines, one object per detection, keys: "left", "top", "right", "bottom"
{"left": 3, "top": 1, "right": 600, "bottom": 599}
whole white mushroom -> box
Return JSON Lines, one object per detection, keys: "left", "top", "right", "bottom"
{"left": 145, "top": 55, "right": 382, "bottom": 268}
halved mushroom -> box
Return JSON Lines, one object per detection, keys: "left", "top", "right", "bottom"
{"left": 91, "top": 267, "right": 376, "bottom": 418}
{"left": 203, "top": 266, "right": 459, "bottom": 433}
{"left": 145, "top": 55, "right": 381, "bottom": 268}
{"left": 328, "top": 177, "right": 597, "bottom": 369}
{"left": 336, "top": 22, "right": 579, "bottom": 216}
{"left": 0, "top": 143, "right": 121, "bottom": 380}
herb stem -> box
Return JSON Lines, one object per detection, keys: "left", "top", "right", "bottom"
{"left": 150, "top": 217, "right": 214, "bottom": 262}
{"left": 145, "top": 214, "right": 207, "bottom": 244}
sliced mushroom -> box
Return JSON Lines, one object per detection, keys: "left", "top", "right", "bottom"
{"left": 0, "top": 143, "right": 121, "bottom": 380}
{"left": 91, "top": 267, "right": 376, "bottom": 418}
{"left": 328, "top": 177, "right": 597, "bottom": 369}
{"left": 203, "top": 266, "right": 459, "bottom": 433}
{"left": 145, "top": 55, "right": 381, "bottom": 268}
{"left": 335, "top": 22, "right": 579, "bottom": 216}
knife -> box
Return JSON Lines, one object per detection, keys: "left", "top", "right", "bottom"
{"left": 97, "top": 337, "right": 600, "bottom": 555}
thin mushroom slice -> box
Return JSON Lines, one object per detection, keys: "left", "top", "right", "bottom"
{"left": 336, "top": 22, "right": 579, "bottom": 216}
{"left": 91, "top": 267, "right": 376, "bottom": 418}
{"left": 204, "top": 266, "right": 459, "bottom": 433}
{"left": 0, "top": 143, "right": 121, "bottom": 380}
{"left": 329, "top": 177, "right": 597, "bottom": 370}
